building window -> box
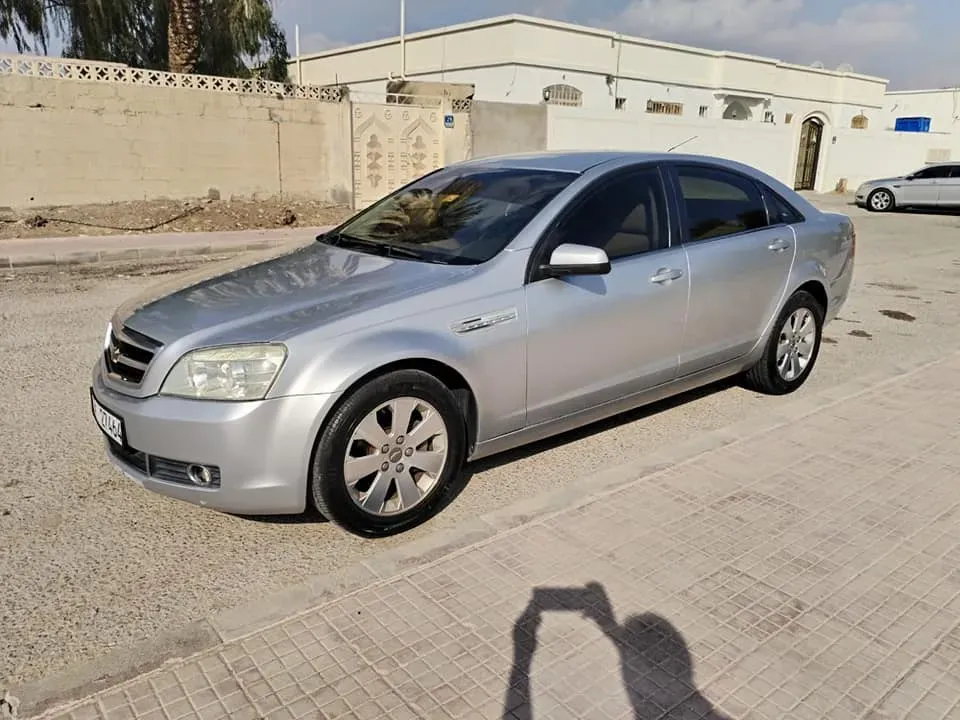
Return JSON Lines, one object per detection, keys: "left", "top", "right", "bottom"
{"left": 647, "top": 100, "right": 683, "bottom": 116}
{"left": 764, "top": 111, "right": 775, "bottom": 123}
{"left": 615, "top": 97, "right": 627, "bottom": 111}
{"left": 542, "top": 84, "right": 582, "bottom": 107}
{"left": 723, "top": 100, "right": 751, "bottom": 120}
{"left": 785, "top": 113, "right": 794, "bottom": 124}
{"left": 851, "top": 113, "right": 868, "bottom": 129}
{"left": 699, "top": 105, "right": 709, "bottom": 117}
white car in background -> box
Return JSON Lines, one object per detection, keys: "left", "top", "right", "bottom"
{"left": 855, "top": 163, "right": 960, "bottom": 212}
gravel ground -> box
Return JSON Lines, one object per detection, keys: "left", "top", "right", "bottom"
{"left": 0, "top": 197, "right": 353, "bottom": 240}
{"left": 2, "top": 196, "right": 960, "bottom": 688}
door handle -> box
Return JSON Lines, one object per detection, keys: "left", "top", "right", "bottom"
{"left": 768, "top": 239, "right": 790, "bottom": 252}
{"left": 650, "top": 268, "right": 684, "bottom": 284}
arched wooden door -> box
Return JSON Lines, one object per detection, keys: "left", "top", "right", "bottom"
{"left": 794, "top": 118, "right": 823, "bottom": 190}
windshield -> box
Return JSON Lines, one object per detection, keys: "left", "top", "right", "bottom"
{"left": 332, "top": 166, "right": 577, "bottom": 265}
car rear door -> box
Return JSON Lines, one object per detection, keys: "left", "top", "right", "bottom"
{"left": 937, "top": 165, "right": 960, "bottom": 207}
{"left": 523, "top": 164, "right": 690, "bottom": 426}
{"left": 666, "top": 163, "right": 796, "bottom": 376}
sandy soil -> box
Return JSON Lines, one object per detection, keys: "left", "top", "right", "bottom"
{"left": 0, "top": 196, "right": 354, "bottom": 240}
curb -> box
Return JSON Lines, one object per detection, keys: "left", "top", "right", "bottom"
{"left": 0, "top": 227, "right": 332, "bottom": 271}
{"left": 16, "top": 349, "right": 959, "bottom": 719}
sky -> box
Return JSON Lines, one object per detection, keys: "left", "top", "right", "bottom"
{"left": 1, "top": 1, "right": 954, "bottom": 90}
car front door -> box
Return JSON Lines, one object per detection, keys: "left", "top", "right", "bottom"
{"left": 667, "top": 163, "right": 796, "bottom": 376}
{"left": 524, "top": 165, "right": 689, "bottom": 426}
{"left": 937, "top": 165, "right": 960, "bottom": 207}
{"left": 897, "top": 165, "right": 950, "bottom": 205}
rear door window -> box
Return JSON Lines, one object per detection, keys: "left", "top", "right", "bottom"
{"left": 675, "top": 166, "right": 769, "bottom": 242}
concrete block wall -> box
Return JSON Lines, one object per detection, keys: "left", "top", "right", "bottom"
{"left": 0, "top": 74, "right": 354, "bottom": 208}
{"left": 470, "top": 101, "right": 548, "bottom": 158}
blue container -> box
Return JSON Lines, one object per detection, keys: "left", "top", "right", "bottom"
{"left": 894, "top": 116, "right": 931, "bottom": 132}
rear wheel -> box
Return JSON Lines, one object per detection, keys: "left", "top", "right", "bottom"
{"left": 742, "top": 290, "right": 824, "bottom": 395}
{"left": 867, "top": 188, "right": 894, "bottom": 212}
{"left": 310, "top": 369, "right": 466, "bottom": 537}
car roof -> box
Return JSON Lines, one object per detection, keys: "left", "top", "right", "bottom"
{"left": 453, "top": 150, "right": 774, "bottom": 176}
{"left": 450, "top": 150, "right": 820, "bottom": 216}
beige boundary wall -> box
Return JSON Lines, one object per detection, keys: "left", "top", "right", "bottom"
{"left": 0, "top": 55, "right": 355, "bottom": 208}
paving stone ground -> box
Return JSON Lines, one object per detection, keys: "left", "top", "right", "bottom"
{"left": 37, "top": 353, "right": 960, "bottom": 720}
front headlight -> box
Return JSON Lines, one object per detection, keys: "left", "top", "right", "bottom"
{"left": 160, "top": 344, "right": 287, "bottom": 400}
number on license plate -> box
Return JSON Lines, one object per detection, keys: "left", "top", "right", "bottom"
{"left": 92, "top": 395, "right": 124, "bottom": 445}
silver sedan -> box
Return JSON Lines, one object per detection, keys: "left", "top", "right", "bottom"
{"left": 90, "top": 151, "right": 856, "bottom": 536}
{"left": 855, "top": 162, "right": 960, "bottom": 212}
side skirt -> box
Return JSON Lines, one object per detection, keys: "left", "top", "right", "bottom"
{"left": 468, "top": 355, "right": 755, "bottom": 463}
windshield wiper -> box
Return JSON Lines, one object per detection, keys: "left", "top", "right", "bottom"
{"left": 323, "top": 232, "right": 434, "bottom": 261}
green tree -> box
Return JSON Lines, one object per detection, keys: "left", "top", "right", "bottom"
{"left": 6, "top": 0, "right": 289, "bottom": 81}
{"left": 0, "top": 0, "right": 47, "bottom": 52}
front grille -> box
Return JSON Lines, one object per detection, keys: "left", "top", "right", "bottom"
{"left": 108, "top": 440, "right": 221, "bottom": 488}
{"left": 104, "top": 326, "right": 162, "bottom": 385}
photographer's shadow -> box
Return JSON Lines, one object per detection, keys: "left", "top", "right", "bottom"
{"left": 503, "top": 582, "right": 729, "bottom": 719}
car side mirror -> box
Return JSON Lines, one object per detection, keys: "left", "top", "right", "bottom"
{"left": 541, "top": 243, "right": 611, "bottom": 278}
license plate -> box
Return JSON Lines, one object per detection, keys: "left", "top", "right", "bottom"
{"left": 90, "top": 389, "right": 126, "bottom": 446}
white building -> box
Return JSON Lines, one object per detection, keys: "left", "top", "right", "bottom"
{"left": 291, "top": 14, "right": 887, "bottom": 133}
{"left": 884, "top": 88, "right": 960, "bottom": 133}
{"left": 289, "top": 14, "right": 960, "bottom": 194}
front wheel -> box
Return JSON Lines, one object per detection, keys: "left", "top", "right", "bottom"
{"left": 742, "top": 290, "right": 824, "bottom": 395}
{"left": 866, "top": 188, "right": 894, "bottom": 212}
{"left": 310, "top": 369, "right": 467, "bottom": 537}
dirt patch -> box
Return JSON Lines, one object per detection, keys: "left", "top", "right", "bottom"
{"left": 849, "top": 329, "right": 873, "bottom": 339}
{"left": 945, "top": 290, "right": 958, "bottom": 295}
{"left": 0, "top": 197, "right": 353, "bottom": 240}
{"left": 880, "top": 309, "right": 916, "bottom": 322}
{"left": 822, "top": 336, "right": 838, "bottom": 344}
{"left": 867, "top": 282, "right": 918, "bottom": 291}
{"left": 895, "top": 294, "right": 921, "bottom": 300}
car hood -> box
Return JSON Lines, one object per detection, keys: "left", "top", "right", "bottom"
{"left": 861, "top": 176, "right": 905, "bottom": 187}
{"left": 114, "top": 241, "right": 470, "bottom": 345}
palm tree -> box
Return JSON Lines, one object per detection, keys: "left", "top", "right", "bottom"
{"left": 36, "top": 0, "right": 287, "bottom": 80}
{"left": 50, "top": 0, "right": 161, "bottom": 68}
{"left": 0, "top": 0, "right": 46, "bottom": 52}
{"left": 167, "top": 0, "right": 199, "bottom": 73}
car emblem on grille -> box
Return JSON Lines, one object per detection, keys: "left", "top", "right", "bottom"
{"left": 109, "top": 343, "right": 121, "bottom": 365}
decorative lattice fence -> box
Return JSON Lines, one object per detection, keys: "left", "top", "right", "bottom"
{"left": 0, "top": 54, "right": 346, "bottom": 102}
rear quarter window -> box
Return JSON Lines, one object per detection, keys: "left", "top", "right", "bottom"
{"left": 764, "top": 190, "right": 806, "bottom": 225}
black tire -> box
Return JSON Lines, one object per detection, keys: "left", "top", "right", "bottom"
{"left": 866, "top": 188, "right": 895, "bottom": 212}
{"left": 310, "top": 369, "right": 467, "bottom": 537}
{"left": 742, "top": 290, "right": 824, "bottom": 396}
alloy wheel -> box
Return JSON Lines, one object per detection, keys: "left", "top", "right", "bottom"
{"left": 776, "top": 308, "right": 817, "bottom": 381}
{"left": 343, "top": 396, "right": 449, "bottom": 516}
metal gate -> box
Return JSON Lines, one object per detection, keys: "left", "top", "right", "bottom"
{"left": 794, "top": 118, "right": 823, "bottom": 191}
{"left": 350, "top": 98, "right": 444, "bottom": 209}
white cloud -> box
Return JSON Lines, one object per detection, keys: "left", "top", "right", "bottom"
{"left": 603, "top": 0, "right": 919, "bottom": 72}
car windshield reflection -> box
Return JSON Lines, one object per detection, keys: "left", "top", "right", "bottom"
{"left": 327, "top": 166, "right": 576, "bottom": 265}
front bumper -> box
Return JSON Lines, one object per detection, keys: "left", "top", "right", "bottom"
{"left": 91, "top": 362, "right": 338, "bottom": 515}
